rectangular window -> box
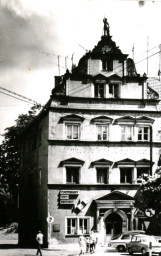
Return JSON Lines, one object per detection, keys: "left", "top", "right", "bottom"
{"left": 79, "top": 218, "right": 88, "bottom": 234}
{"left": 121, "top": 126, "right": 133, "bottom": 141}
{"left": 67, "top": 218, "right": 77, "bottom": 235}
{"left": 66, "top": 218, "right": 90, "bottom": 235}
{"left": 97, "top": 125, "right": 108, "bottom": 141}
{"left": 66, "top": 167, "right": 79, "bottom": 184}
{"left": 95, "top": 84, "right": 105, "bottom": 98}
{"left": 109, "top": 84, "right": 119, "bottom": 98}
{"left": 66, "top": 124, "right": 80, "bottom": 140}
{"left": 120, "top": 168, "right": 132, "bottom": 184}
{"left": 102, "top": 60, "right": 113, "bottom": 71}
{"left": 137, "top": 168, "right": 150, "bottom": 179}
{"left": 97, "top": 167, "right": 108, "bottom": 184}
{"left": 138, "top": 127, "right": 149, "bottom": 141}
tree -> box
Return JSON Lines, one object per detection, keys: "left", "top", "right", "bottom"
{"left": 134, "top": 171, "right": 161, "bottom": 235}
{"left": 0, "top": 104, "right": 41, "bottom": 225}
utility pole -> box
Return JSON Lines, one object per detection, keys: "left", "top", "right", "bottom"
{"left": 147, "top": 36, "right": 149, "bottom": 76}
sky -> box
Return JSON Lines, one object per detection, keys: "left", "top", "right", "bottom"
{"left": 1, "top": 0, "right": 161, "bottom": 143}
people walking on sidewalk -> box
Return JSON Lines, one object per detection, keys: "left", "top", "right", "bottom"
{"left": 86, "top": 236, "right": 90, "bottom": 252}
{"left": 36, "top": 231, "right": 44, "bottom": 256}
{"left": 90, "top": 230, "right": 98, "bottom": 254}
{"left": 78, "top": 232, "right": 86, "bottom": 255}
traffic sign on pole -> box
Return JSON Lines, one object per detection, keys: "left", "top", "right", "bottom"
{"left": 46, "top": 216, "right": 54, "bottom": 223}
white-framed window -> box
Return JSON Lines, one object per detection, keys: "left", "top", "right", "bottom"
{"left": 95, "top": 84, "right": 105, "bottom": 98}
{"left": 109, "top": 83, "right": 119, "bottom": 98}
{"left": 137, "top": 127, "right": 150, "bottom": 141}
{"left": 66, "top": 166, "right": 79, "bottom": 184}
{"left": 96, "top": 167, "right": 109, "bottom": 184}
{"left": 97, "top": 125, "right": 108, "bottom": 141}
{"left": 66, "top": 123, "right": 80, "bottom": 140}
{"left": 66, "top": 217, "right": 90, "bottom": 235}
{"left": 121, "top": 126, "right": 133, "bottom": 141}
{"left": 120, "top": 168, "right": 133, "bottom": 184}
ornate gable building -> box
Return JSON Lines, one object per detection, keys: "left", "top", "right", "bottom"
{"left": 19, "top": 19, "right": 161, "bottom": 247}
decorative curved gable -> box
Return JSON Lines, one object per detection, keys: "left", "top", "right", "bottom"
{"left": 136, "top": 158, "right": 154, "bottom": 166}
{"left": 59, "top": 157, "right": 84, "bottom": 167}
{"left": 91, "top": 158, "right": 113, "bottom": 167}
{"left": 114, "top": 116, "right": 135, "bottom": 125}
{"left": 91, "top": 116, "right": 113, "bottom": 124}
{"left": 96, "top": 191, "right": 134, "bottom": 201}
{"left": 136, "top": 116, "right": 154, "bottom": 125}
{"left": 108, "top": 74, "right": 122, "bottom": 82}
{"left": 59, "top": 114, "right": 84, "bottom": 123}
{"left": 115, "top": 158, "right": 135, "bottom": 167}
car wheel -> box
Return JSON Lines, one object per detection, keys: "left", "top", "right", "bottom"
{"left": 117, "top": 245, "right": 126, "bottom": 252}
{"left": 141, "top": 248, "right": 148, "bottom": 256}
{"left": 128, "top": 247, "right": 133, "bottom": 255}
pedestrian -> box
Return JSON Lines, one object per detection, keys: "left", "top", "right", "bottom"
{"left": 90, "top": 230, "right": 98, "bottom": 253}
{"left": 86, "top": 236, "right": 90, "bottom": 252}
{"left": 36, "top": 230, "right": 44, "bottom": 256}
{"left": 78, "top": 232, "right": 86, "bottom": 255}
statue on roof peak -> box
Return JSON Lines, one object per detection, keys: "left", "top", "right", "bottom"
{"left": 103, "top": 18, "right": 110, "bottom": 36}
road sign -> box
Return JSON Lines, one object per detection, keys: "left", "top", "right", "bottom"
{"left": 47, "top": 216, "right": 54, "bottom": 223}
{"left": 145, "top": 208, "right": 155, "bottom": 218}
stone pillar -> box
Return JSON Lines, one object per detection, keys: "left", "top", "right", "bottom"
{"left": 96, "top": 208, "right": 100, "bottom": 232}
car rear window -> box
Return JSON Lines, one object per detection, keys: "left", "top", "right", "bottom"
{"left": 121, "top": 235, "right": 130, "bottom": 239}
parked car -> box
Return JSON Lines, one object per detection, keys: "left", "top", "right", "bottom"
{"left": 127, "top": 234, "right": 161, "bottom": 255}
{"left": 108, "top": 230, "right": 145, "bottom": 252}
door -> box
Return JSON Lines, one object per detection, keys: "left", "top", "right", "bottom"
{"left": 105, "top": 212, "right": 122, "bottom": 236}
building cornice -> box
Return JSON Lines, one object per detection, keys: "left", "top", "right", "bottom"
{"left": 48, "top": 140, "right": 161, "bottom": 147}
{"left": 47, "top": 184, "right": 140, "bottom": 190}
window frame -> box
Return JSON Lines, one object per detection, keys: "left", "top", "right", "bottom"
{"left": 94, "top": 83, "right": 105, "bottom": 98}
{"left": 121, "top": 125, "right": 134, "bottom": 141}
{"left": 137, "top": 126, "right": 150, "bottom": 142}
{"left": 65, "top": 122, "right": 81, "bottom": 140}
{"left": 96, "top": 124, "right": 109, "bottom": 141}
{"left": 65, "top": 165, "right": 80, "bottom": 184}
{"left": 96, "top": 166, "right": 109, "bottom": 184}
{"left": 109, "top": 83, "right": 120, "bottom": 98}
{"left": 102, "top": 59, "right": 113, "bottom": 71}
{"left": 65, "top": 217, "right": 91, "bottom": 236}
{"left": 120, "top": 167, "right": 133, "bottom": 184}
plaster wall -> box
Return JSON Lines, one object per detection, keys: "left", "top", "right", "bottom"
{"left": 48, "top": 187, "right": 137, "bottom": 242}
{"left": 49, "top": 111, "right": 161, "bottom": 142}
{"left": 48, "top": 144, "right": 159, "bottom": 184}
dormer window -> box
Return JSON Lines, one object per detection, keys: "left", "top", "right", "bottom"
{"left": 102, "top": 59, "right": 113, "bottom": 71}
{"left": 95, "top": 83, "right": 105, "bottom": 98}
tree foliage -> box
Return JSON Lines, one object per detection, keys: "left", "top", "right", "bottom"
{"left": 0, "top": 104, "right": 41, "bottom": 225}
{"left": 135, "top": 172, "right": 161, "bottom": 235}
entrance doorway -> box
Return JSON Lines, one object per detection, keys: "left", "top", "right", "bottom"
{"left": 105, "top": 212, "right": 122, "bottom": 236}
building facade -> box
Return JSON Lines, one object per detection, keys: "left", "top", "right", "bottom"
{"left": 19, "top": 19, "right": 161, "bottom": 247}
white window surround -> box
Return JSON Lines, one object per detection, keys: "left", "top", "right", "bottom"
{"left": 121, "top": 125, "right": 134, "bottom": 141}
{"left": 64, "top": 164, "right": 81, "bottom": 184}
{"left": 65, "top": 216, "right": 91, "bottom": 236}
{"left": 94, "top": 164, "right": 111, "bottom": 184}
{"left": 65, "top": 121, "right": 81, "bottom": 140}
{"left": 137, "top": 126, "right": 150, "bottom": 141}
{"left": 96, "top": 124, "right": 109, "bottom": 141}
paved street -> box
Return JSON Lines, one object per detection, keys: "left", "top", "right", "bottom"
{"left": 0, "top": 245, "right": 130, "bottom": 256}
{"left": 0, "top": 239, "right": 137, "bottom": 256}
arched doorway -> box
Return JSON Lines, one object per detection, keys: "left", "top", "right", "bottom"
{"left": 105, "top": 212, "right": 122, "bottom": 236}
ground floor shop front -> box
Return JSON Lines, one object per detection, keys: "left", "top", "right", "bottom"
{"left": 48, "top": 186, "right": 147, "bottom": 247}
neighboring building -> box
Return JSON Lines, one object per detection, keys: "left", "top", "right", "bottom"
{"left": 19, "top": 19, "right": 161, "bottom": 247}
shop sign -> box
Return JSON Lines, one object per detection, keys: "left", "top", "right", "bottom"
{"left": 60, "top": 190, "right": 79, "bottom": 195}
{"left": 60, "top": 200, "right": 75, "bottom": 204}
{"left": 60, "top": 195, "right": 69, "bottom": 200}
